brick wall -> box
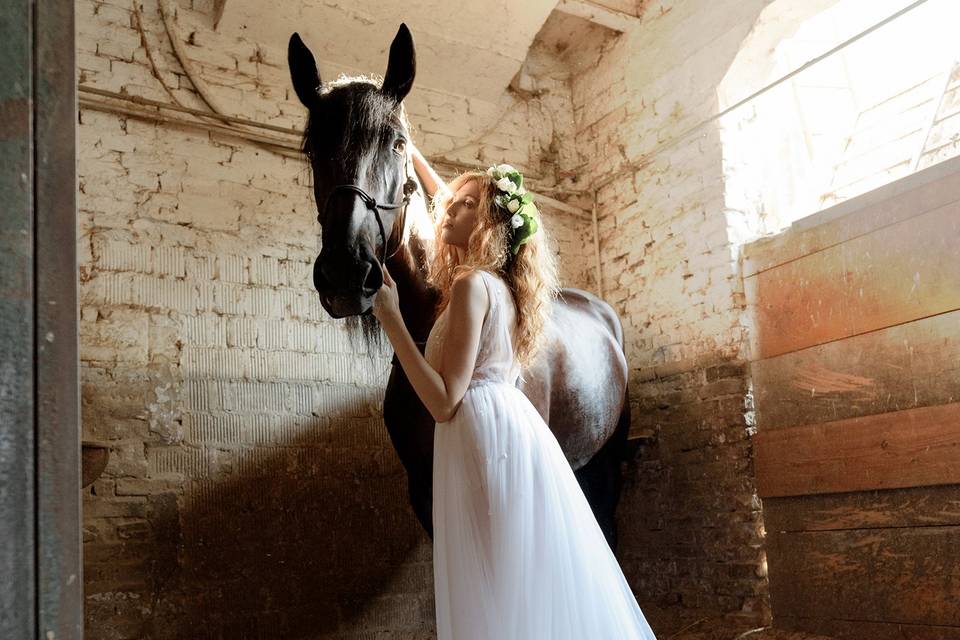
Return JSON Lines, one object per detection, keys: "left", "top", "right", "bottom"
{"left": 77, "top": 1, "right": 590, "bottom": 638}
{"left": 78, "top": 0, "right": 863, "bottom": 633}
{"left": 564, "top": 0, "right": 960, "bottom": 625}
{"left": 568, "top": 0, "right": 773, "bottom": 621}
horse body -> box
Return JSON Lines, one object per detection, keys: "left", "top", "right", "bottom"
{"left": 288, "top": 24, "right": 631, "bottom": 547}
{"left": 521, "top": 287, "right": 628, "bottom": 469}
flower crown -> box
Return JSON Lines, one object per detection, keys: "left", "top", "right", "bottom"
{"left": 486, "top": 164, "right": 539, "bottom": 256}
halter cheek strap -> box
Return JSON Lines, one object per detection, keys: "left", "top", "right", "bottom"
{"left": 319, "top": 153, "right": 418, "bottom": 265}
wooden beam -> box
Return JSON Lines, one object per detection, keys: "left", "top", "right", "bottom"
{"left": 762, "top": 483, "right": 960, "bottom": 533}
{"left": 78, "top": 85, "right": 303, "bottom": 136}
{"left": 555, "top": 0, "right": 638, "bottom": 33}
{"left": 746, "top": 201, "right": 960, "bottom": 360}
{"left": 743, "top": 153, "right": 960, "bottom": 277}
{"left": 774, "top": 616, "right": 960, "bottom": 640}
{"left": 767, "top": 525, "right": 960, "bottom": 626}
{"left": 529, "top": 191, "right": 592, "bottom": 220}
{"left": 751, "top": 309, "right": 960, "bottom": 431}
{"left": 79, "top": 97, "right": 301, "bottom": 153}
{"left": 755, "top": 402, "right": 960, "bottom": 498}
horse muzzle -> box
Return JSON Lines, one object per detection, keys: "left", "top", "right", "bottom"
{"left": 313, "top": 252, "right": 383, "bottom": 318}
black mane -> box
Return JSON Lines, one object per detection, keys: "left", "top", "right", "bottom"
{"left": 301, "top": 79, "right": 409, "bottom": 171}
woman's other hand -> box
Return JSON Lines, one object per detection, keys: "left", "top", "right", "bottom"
{"left": 372, "top": 263, "right": 402, "bottom": 325}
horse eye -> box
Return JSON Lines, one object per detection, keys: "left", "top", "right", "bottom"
{"left": 393, "top": 139, "right": 407, "bottom": 153}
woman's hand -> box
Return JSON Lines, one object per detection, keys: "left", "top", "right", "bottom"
{"left": 372, "top": 263, "right": 402, "bottom": 326}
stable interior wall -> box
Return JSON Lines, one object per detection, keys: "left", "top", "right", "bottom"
{"left": 78, "top": 0, "right": 954, "bottom": 636}
{"left": 76, "top": 0, "right": 591, "bottom": 638}
{"left": 572, "top": 0, "right": 960, "bottom": 631}
{"left": 563, "top": 0, "right": 774, "bottom": 623}
{"left": 746, "top": 154, "right": 960, "bottom": 638}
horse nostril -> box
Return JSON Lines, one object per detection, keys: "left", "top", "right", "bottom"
{"left": 361, "top": 259, "right": 382, "bottom": 294}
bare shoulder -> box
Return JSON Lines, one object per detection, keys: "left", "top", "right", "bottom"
{"left": 449, "top": 270, "right": 489, "bottom": 311}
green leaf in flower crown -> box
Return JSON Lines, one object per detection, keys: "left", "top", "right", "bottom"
{"left": 521, "top": 192, "right": 534, "bottom": 205}
{"left": 518, "top": 202, "right": 538, "bottom": 219}
{"left": 516, "top": 216, "right": 532, "bottom": 245}
{"left": 527, "top": 215, "right": 539, "bottom": 235}
{"left": 509, "top": 172, "right": 523, "bottom": 190}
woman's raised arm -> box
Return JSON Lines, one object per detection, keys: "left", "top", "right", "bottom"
{"left": 409, "top": 142, "right": 447, "bottom": 201}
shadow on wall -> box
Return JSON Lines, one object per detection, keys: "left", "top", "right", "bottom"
{"left": 609, "top": 357, "right": 769, "bottom": 620}
{"left": 160, "top": 428, "right": 429, "bottom": 638}
{"left": 86, "top": 392, "right": 433, "bottom": 639}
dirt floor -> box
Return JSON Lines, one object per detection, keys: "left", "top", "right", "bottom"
{"left": 641, "top": 604, "right": 836, "bottom": 640}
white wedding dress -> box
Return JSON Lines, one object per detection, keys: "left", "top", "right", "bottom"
{"left": 425, "top": 269, "right": 658, "bottom": 640}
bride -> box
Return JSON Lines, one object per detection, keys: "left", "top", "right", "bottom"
{"left": 372, "top": 143, "right": 658, "bottom": 640}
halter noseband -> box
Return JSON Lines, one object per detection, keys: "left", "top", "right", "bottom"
{"left": 319, "top": 155, "right": 419, "bottom": 265}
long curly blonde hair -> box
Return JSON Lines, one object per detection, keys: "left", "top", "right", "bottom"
{"left": 425, "top": 171, "right": 559, "bottom": 369}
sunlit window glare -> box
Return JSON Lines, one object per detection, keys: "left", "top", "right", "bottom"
{"left": 720, "top": 0, "right": 960, "bottom": 236}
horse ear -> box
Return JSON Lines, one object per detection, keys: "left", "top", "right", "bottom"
{"left": 382, "top": 23, "right": 416, "bottom": 104}
{"left": 288, "top": 32, "right": 322, "bottom": 110}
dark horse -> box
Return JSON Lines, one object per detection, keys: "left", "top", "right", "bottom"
{"left": 288, "top": 24, "right": 633, "bottom": 548}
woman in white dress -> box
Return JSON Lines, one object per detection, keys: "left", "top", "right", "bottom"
{"left": 372, "top": 145, "right": 658, "bottom": 640}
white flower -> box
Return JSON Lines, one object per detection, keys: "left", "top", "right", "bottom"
{"left": 510, "top": 212, "right": 524, "bottom": 228}
{"left": 507, "top": 199, "right": 521, "bottom": 213}
{"left": 496, "top": 176, "right": 515, "bottom": 193}
{"left": 516, "top": 186, "right": 526, "bottom": 196}
{"left": 486, "top": 166, "right": 496, "bottom": 177}
{"left": 497, "top": 163, "right": 516, "bottom": 174}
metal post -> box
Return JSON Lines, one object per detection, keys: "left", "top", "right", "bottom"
{"left": 0, "top": 0, "right": 38, "bottom": 635}
{"left": 34, "top": 0, "right": 82, "bottom": 635}
{"left": 0, "top": 0, "right": 81, "bottom": 637}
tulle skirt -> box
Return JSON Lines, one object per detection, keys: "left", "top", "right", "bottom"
{"left": 432, "top": 379, "right": 658, "bottom": 640}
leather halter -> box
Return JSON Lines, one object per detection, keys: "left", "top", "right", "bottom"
{"left": 319, "top": 155, "right": 419, "bottom": 265}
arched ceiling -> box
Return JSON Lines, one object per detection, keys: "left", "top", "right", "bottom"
{"left": 213, "top": 0, "right": 642, "bottom": 103}
{"left": 215, "top": 0, "right": 559, "bottom": 104}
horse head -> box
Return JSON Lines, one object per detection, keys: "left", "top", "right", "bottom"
{"left": 288, "top": 25, "right": 417, "bottom": 320}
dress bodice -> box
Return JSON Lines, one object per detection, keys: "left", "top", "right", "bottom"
{"left": 425, "top": 269, "right": 522, "bottom": 387}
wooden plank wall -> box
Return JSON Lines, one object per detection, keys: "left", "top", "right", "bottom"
{"left": 743, "top": 154, "right": 960, "bottom": 638}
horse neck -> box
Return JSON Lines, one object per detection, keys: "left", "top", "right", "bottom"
{"left": 386, "top": 232, "right": 438, "bottom": 345}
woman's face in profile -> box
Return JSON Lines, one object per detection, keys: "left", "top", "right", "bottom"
{"left": 441, "top": 179, "right": 481, "bottom": 249}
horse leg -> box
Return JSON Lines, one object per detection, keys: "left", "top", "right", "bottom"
{"left": 383, "top": 366, "right": 435, "bottom": 539}
{"left": 406, "top": 467, "right": 434, "bottom": 539}
{"left": 574, "top": 387, "right": 631, "bottom": 550}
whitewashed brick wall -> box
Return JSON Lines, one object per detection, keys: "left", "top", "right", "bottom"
{"left": 78, "top": 0, "right": 592, "bottom": 637}
{"left": 81, "top": 0, "right": 894, "bottom": 630}
{"left": 570, "top": 0, "right": 773, "bottom": 620}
